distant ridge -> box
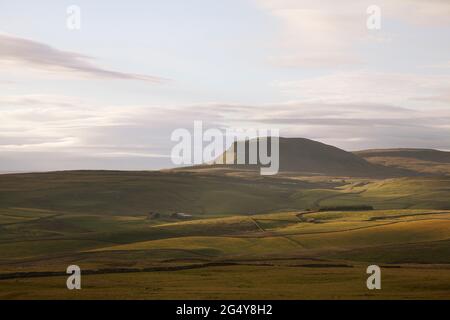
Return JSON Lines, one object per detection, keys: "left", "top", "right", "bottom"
{"left": 200, "top": 137, "right": 417, "bottom": 177}
{"left": 355, "top": 148, "right": 450, "bottom": 163}
{"left": 356, "top": 148, "right": 450, "bottom": 175}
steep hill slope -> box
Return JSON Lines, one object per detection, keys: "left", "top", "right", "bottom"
{"left": 208, "top": 137, "right": 415, "bottom": 177}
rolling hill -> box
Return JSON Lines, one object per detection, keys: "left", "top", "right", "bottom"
{"left": 356, "top": 148, "right": 450, "bottom": 175}
{"left": 206, "top": 137, "right": 416, "bottom": 177}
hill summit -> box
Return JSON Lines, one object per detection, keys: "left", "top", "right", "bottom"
{"left": 208, "top": 137, "right": 415, "bottom": 177}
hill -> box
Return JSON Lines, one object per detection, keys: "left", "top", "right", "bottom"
{"left": 0, "top": 170, "right": 333, "bottom": 216}
{"left": 205, "top": 137, "right": 415, "bottom": 177}
{"left": 356, "top": 148, "right": 450, "bottom": 175}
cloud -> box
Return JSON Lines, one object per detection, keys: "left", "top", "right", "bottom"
{"left": 0, "top": 33, "right": 166, "bottom": 82}
{"left": 424, "top": 61, "right": 450, "bottom": 69}
{"left": 273, "top": 70, "right": 450, "bottom": 107}
{"left": 1, "top": 93, "right": 450, "bottom": 171}
{"left": 207, "top": 101, "right": 450, "bottom": 150}
{"left": 391, "top": 0, "right": 450, "bottom": 26}
{"left": 256, "top": 0, "right": 450, "bottom": 67}
{"left": 258, "top": 0, "right": 366, "bottom": 67}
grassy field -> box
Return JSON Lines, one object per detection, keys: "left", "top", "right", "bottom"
{"left": 0, "top": 171, "right": 449, "bottom": 299}
{"left": 2, "top": 265, "right": 449, "bottom": 300}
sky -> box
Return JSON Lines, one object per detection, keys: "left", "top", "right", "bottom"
{"left": 1, "top": 0, "right": 450, "bottom": 171}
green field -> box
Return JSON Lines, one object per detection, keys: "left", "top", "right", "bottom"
{"left": 0, "top": 171, "right": 449, "bottom": 299}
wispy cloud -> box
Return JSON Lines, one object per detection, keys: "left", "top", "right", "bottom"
{"left": 256, "top": 0, "right": 450, "bottom": 67}
{"left": 273, "top": 70, "right": 450, "bottom": 107}
{"left": 0, "top": 33, "right": 166, "bottom": 83}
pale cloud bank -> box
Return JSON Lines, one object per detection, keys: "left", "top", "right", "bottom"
{"left": 1, "top": 94, "right": 450, "bottom": 171}
{"left": 257, "top": 0, "right": 450, "bottom": 67}
{"left": 273, "top": 70, "right": 450, "bottom": 107}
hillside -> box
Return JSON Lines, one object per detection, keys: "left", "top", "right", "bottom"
{"left": 356, "top": 148, "right": 450, "bottom": 175}
{"left": 207, "top": 137, "right": 415, "bottom": 177}
{"left": 1, "top": 208, "right": 449, "bottom": 299}
{"left": 0, "top": 170, "right": 333, "bottom": 216}
{"left": 1, "top": 171, "right": 449, "bottom": 219}
{"left": 1, "top": 169, "right": 450, "bottom": 299}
